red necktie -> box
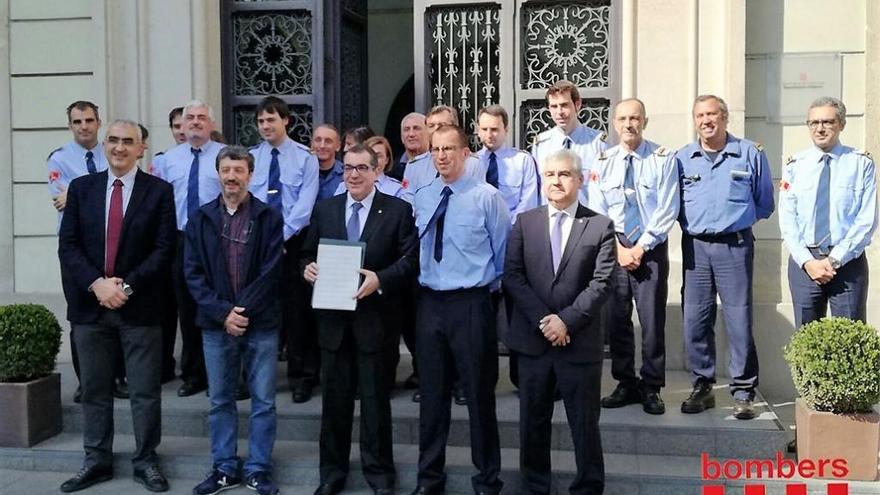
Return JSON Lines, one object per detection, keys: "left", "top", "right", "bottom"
{"left": 105, "top": 179, "right": 123, "bottom": 276}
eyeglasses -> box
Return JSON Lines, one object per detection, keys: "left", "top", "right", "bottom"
{"left": 806, "top": 119, "right": 838, "bottom": 129}
{"left": 106, "top": 136, "right": 138, "bottom": 147}
{"left": 430, "top": 145, "right": 459, "bottom": 155}
{"left": 343, "top": 164, "right": 373, "bottom": 174}
{"left": 221, "top": 220, "right": 254, "bottom": 244}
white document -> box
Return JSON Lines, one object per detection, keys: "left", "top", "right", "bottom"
{"left": 311, "top": 239, "right": 365, "bottom": 311}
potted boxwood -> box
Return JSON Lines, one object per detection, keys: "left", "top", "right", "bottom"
{"left": 784, "top": 316, "right": 880, "bottom": 481}
{"left": 0, "top": 303, "right": 63, "bottom": 447}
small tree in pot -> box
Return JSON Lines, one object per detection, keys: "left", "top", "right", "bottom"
{"left": 784, "top": 316, "right": 880, "bottom": 480}
{"left": 0, "top": 304, "right": 63, "bottom": 447}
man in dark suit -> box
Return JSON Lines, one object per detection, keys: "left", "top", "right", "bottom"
{"left": 58, "top": 119, "right": 176, "bottom": 492}
{"left": 503, "top": 149, "right": 616, "bottom": 495}
{"left": 302, "top": 143, "right": 419, "bottom": 495}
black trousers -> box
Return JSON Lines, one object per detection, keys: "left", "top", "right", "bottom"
{"left": 416, "top": 287, "right": 502, "bottom": 494}
{"left": 319, "top": 328, "right": 395, "bottom": 489}
{"left": 284, "top": 233, "right": 320, "bottom": 387}
{"left": 605, "top": 240, "right": 669, "bottom": 391}
{"left": 174, "top": 232, "right": 206, "bottom": 385}
{"left": 73, "top": 311, "right": 162, "bottom": 470}
{"left": 160, "top": 272, "right": 178, "bottom": 380}
{"left": 388, "top": 280, "right": 419, "bottom": 388}
{"left": 519, "top": 354, "right": 604, "bottom": 495}
{"left": 788, "top": 253, "right": 868, "bottom": 329}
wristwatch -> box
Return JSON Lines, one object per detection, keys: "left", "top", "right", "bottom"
{"left": 827, "top": 257, "right": 842, "bottom": 270}
{"left": 121, "top": 282, "right": 134, "bottom": 296}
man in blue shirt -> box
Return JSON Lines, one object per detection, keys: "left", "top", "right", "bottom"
{"left": 589, "top": 99, "right": 680, "bottom": 415}
{"left": 248, "top": 96, "right": 320, "bottom": 403}
{"left": 390, "top": 112, "right": 430, "bottom": 182}
{"left": 152, "top": 99, "right": 226, "bottom": 398}
{"left": 779, "top": 96, "right": 876, "bottom": 328}
{"left": 531, "top": 80, "right": 607, "bottom": 205}
{"left": 312, "top": 124, "right": 344, "bottom": 201}
{"left": 676, "top": 95, "right": 775, "bottom": 420}
{"left": 410, "top": 125, "right": 509, "bottom": 495}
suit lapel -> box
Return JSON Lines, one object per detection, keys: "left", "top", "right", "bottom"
{"left": 536, "top": 206, "right": 554, "bottom": 276}
{"left": 95, "top": 171, "right": 109, "bottom": 265}
{"left": 359, "top": 191, "right": 384, "bottom": 243}
{"left": 332, "top": 194, "right": 347, "bottom": 239}
{"left": 555, "top": 205, "right": 590, "bottom": 279}
{"left": 120, "top": 170, "right": 147, "bottom": 234}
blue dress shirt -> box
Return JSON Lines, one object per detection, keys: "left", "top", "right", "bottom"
{"left": 675, "top": 133, "right": 775, "bottom": 235}
{"left": 249, "top": 138, "right": 319, "bottom": 240}
{"left": 317, "top": 160, "right": 344, "bottom": 201}
{"left": 779, "top": 143, "right": 877, "bottom": 267}
{"left": 474, "top": 145, "right": 540, "bottom": 223}
{"left": 47, "top": 141, "right": 108, "bottom": 197}
{"left": 403, "top": 152, "right": 486, "bottom": 199}
{"left": 531, "top": 124, "right": 607, "bottom": 205}
{"left": 152, "top": 140, "right": 225, "bottom": 230}
{"left": 587, "top": 140, "right": 680, "bottom": 250}
{"left": 334, "top": 173, "right": 406, "bottom": 201}
{"left": 413, "top": 175, "right": 510, "bottom": 290}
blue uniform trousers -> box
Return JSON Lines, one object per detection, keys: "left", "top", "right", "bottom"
{"left": 681, "top": 229, "right": 758, "bottom": 399}
{"left": 787, "top": 253, "right": 868, "bottom": 329}
{"left": 606, "top": 240, "right": 668, "bottom": 391}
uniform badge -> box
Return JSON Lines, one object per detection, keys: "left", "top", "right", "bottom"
{"left": 599, "top": 132, "right": 607, "bottom": 142}
{"left": 589, "top": 170, "right": 599, "bottom": 183}
{"left": 48, "top": 170, "right": 60, "bottom": 183}
{"left": 785, "top": 155, "right": 795, "bottom": 166}
{"left": 754, "top": 142, "right": 764, "bottom": 152}
{"left": 402, "top": 179, "right": 409, "bottom": 190}
{"left": 855, "top": 149, "right": 873, "bottom": 159}
{"left": 779, "top": 180, "right": 790, "bottom": 191}
{"left": 655, "top": 146, "right": 668, "bottom": 157}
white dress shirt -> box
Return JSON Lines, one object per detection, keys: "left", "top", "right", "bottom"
{"left": 345, "top": 187, "right": 376, "bottom": 239}
{"left": 547, "top": 200, "right": 580, "bottom": 254}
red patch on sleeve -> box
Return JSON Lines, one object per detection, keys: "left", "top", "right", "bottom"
{"left": 780, "top": 180, "right": 790, "bottom": 191}
{"left": 402, "top": 179, "right": 409, "bottom": 190}
{"left": 589, "top": 171, "right": 599, "bottom": 183}
{"left": 48, "top": 170, "right": 60, "bottom": 182}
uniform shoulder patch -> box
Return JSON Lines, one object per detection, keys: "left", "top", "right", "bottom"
{"left": 854, "top": 149, "right": 873, "bottom": 159}
{"left": 248, "top": 144, "right": 260, "bottom": 151}
{"left": 654, "top": 146, "right": 668, "bottom": 157}
{"left": 532, "top": 133, "right": 549, "bottom": 147}
{"left": 754, "top": 142, "right": 764, "bottom": 152}
{"left": 785, "top": 155, "right": 795, "bottom": 165}
{"left": 46, "top": 147, "right": 63, "bottom": 162}
{"left": 599, "top": 131, "right": 607, "bottom": 142}
{"left": 597, "top": 150, "right": 608, "bottom": 161}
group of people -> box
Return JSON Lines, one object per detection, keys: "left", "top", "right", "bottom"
{"left": 50, "top": 77, "right": 875, "bottom": 495}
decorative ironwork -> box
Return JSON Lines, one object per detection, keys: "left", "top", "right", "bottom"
{"left": 340, "top": 21, "right": 366, "bottom": 129}
{"left": 341, "top": 0, "right": 367, "bottom": 16}
{"left": 521, "top": 1, "right": 610, "bottom": 89}
{"left": 426, "top": 4, "right": 501, "bottom": 150}
{"left": 233, "top": 12, "right": 312, "bottom": 96}
{"left": 518, "top": 98, "right": 609, "bottom": 149}
{"left": 233, "top": 105, "right": 314, "bottom": 148}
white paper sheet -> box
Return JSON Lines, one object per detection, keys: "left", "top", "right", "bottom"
{"left": 311, "top": 239, "right": 364, "bottom": 311}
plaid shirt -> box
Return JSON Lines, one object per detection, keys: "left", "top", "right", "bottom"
{"left": 220, "top": 194, "right": 252, "bottom": 297}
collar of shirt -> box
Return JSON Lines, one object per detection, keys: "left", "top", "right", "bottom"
{"left": 808, "top": 143, "right": 844, "bottom": 162}
{"left": 267, "top": 136, "right": 294, "bottom": 155}
{"left": 346, "top": 187, "right": 376, "bottom": 212}
{"left": 688, "top": 133, "right": 740, "bottom": 159}
{"left": 547, "top": 200, "right": 579, "bottom": 220}
{"left": 106, "top": 166, "right": 138, "bottom": 192}
{"left": 439, "top": 173, "right": 474, "bottom": 195}
{"left": 72, "top": 141, "right": 102, "bottom": 157}
{"left": 220, "top": 192, "right": 252, "bottom": 217}
{"left": 478, "top": 144, "right": 514, "bottom": 160}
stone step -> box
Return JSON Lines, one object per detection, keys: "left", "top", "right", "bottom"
{"left": 57, "top": 364, "right": 788, "bottom": 459}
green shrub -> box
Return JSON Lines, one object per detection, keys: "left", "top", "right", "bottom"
{"left": 784, "top": 316, "right": 880, "bottom": 414}
{"left": 0, "top": 304, "right": 62, "bottom": 382}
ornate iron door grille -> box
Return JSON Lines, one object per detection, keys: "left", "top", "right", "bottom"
{"left": 220, "top": 0, "right": 324, "bottom": 147}
{"left": 415, "top": 0, "right": 618, "bottom": 150}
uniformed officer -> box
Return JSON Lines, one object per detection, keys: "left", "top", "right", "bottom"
{"left": 590, "top": 99, "right": 679, "bottom": 415}
{"left": 411, "top": 125, "right": 508, "bottom": 495}
{"left": 152, "top": 99, "right": 226, "bottom": 398}
{"left": 48, "top": 101, "right": 109, "bottom": 215}
{"left": 676, "top": 94, "right": 775, "bottom": 420}
{"left": 779, "top": 96, "right": 877, "bottom": 329}
{"left": 312, "top": 124, "right": 344, "bottom": 201}
{"left": 531, "top": 80, "right": 607, "bottom": 205}
{"left": 474, "top": 104, "right": 540, "bottom": 222}
{"left": 390, "top": 112, "right": 430, "bottom": 182}
{"left": 334, "top": 136, "right": 405, "bottom": 200}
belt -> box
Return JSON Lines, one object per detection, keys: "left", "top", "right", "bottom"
{"left": 420, "top": 285, "right": 489, "bottom": 296}
{"left": 615, "top": 233, "right": 634, "bottom": 248}
{"left": 688, "top": 228, "right": 751, "bottom": 244}
{"left": 808, "top": 246, "right": 834, "bottom": 259}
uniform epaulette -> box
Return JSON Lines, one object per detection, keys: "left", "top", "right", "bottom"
{"left": 597, "top": 150, "right": 607, "bottom": 161}
{"left": 855, "top": 149, "right": 872, "bottom": 159}
{"left": 386, "top": 176, "right": 402, "bottom": 185}
{"left": 654, "top": 146, "right": 668, "bottom": 157}
{"left": 154, "top": 151, "right": 164, "bottom": 157}
{"left": 46, "top": 147, "right": 63, "bottom": 161}
{"left": 598, "top": 131, "right": 607, "bottom": 142}
{"left": 248, "top": 144, "right": 260, "bottom": 151}
{"left": 532, "top": 133, "right": 549, "bottom": 147}
{"left": 292, "top": 141, "right": 311, "bottom": 152}
{"left": 785, "top": 155, "right": 795, "bottom": 165}
{"left": 754, "top": 142, "right": 764, "bottom": 152}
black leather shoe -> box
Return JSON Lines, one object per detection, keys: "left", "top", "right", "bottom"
{"left": 236, "top": 383, "right": 250, "bottom": 401}
{"left": 374, "top": 488, "right": 394, "bottom": 495}
{"left": 409, "top": 486, "right": 440, "bottom": 495}
{"left": 293, "top": 383, "right": 313, "bottom": 404}
{"left": 403, "top": 373, "right": 419, "bottom": 390}
{"left": 160, "top": 371, "right": 176, "bottom": 385}
{"left": 133, "top": 465, "right": 169, "bottom": 492}
{"left": 642, "top": 392, "right": 666, "bottom": 415}
{"left": 60, "top": 465, "right": 113, "bottom": 492}
{"left": 681, "top": 380, "right": 715, "bottom": 414}
{"left": 411, "top": 390, "right": 421, "bottom": 403}
{"left": 73, "top": 386, "right": 82, "bottom": 404}
{"left": 453, "top": 387, "right": 468, "bottom": 406}
{"left": 113, "top": 377, "right": 129, "bottom": 399}
{"left": 733, "top": 398, "right": 756, "bottom": 420}
{"left": 600, "top": 385, "right": 641, "bottom": 408}
{"left": 314, "top": 480, "right": 345, "bottom": 495}
{"left": 177, "top": 380, "right": 207, "bottom": 397}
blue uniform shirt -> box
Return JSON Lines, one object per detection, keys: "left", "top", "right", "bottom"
{"left": 317, "top": 160, "right": 344, "bottom": 200}
{"left": 153, "top": 140, "right": 225, "bottom": 230}
{"left": 588, "top": 140, "right": 680, "bottom": 250}
{"left": 474, "top": 145, "right": 540, "bottom": 223}
{"left": 779, "top": 143, "right": 877, "bottom": 267}
{"left": 47, "top": 141, "right": 109, "bottom": 197}
{"left": 249, "top": 138, "right": 320, "bottom": 240}
{"left": 414, "top": 175, "right": 510, "bottom": 290}
{"left": 531, "top": 124, "right": 607, "bottom": 205}
{"left": 334, "top": 173, "right": 406, "bottom": 201}
{"left": 676, "top": 133, "right": 775, "bottom": 235}
{"left": 403, "top": 152, "right": 486, "bottom": 199}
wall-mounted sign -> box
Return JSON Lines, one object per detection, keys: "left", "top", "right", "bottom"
{"left": 766, "top": 52, "right": 842, "bottom": 124}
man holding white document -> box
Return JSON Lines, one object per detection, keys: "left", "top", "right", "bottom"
{"left": 302, "top": 143, "right": 419, "bottom": 495}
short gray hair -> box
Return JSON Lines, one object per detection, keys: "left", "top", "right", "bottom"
{"left": 541, "top": 149, "right": 582, "bottom": 177}
{"left": 809, "top": 96, "right": 847, "bottom": 126}
{"left": 106, "top": 119, "right": 142, "bottom": 143}
{"left": 183, "top": 99, "right": 214, "bottom": 121}
{"left": 693, "top": 94, "right": 729, "bottom": 119}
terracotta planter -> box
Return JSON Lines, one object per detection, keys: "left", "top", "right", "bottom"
{"left": 0, "top": 372, "right": 62, "bottom": 447}
{"left": 795, "top": 398, "right": 880, "bottom": 481}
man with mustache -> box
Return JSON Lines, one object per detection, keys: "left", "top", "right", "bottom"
{"left": 186, "top": 146, "right": 284, "bottom": 495}
{"left": 675, "top": 94, "right": 775, "bottom": 420}
{"left": 588, "top": 99, "right": 679, "bottom": 415}
{"left": 152, "top": 99, "right": 226, "bottom": 398}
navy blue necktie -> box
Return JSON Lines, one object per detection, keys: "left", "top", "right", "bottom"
{"left": 814, "top": 154, "right": 832, "bottom": 249}
{"left": 564, "top": 137, "right": 572, "bottom": 150}
{"left": 486, "top": 152, "right": 499, "bottom": 188}
{"left": 187, "top": 148, "right": 202, "bottom": 219}
{"left": 424, "top": 186, "right": 453, "bottom": 262}
{"left": 623, "top": 155, "right": 641, "bottom": 242}
{"left": 85, "top": 151, "right": 97, "bottom": 174}
{"left": 268, "top": 148, "right": 282, "bottom": 211}
{"left": 347, "top": 202, "right": 363, "bottom": 241}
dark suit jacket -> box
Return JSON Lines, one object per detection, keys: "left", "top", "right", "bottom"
{"left": 300, "top": 191, "right": 419, "bottom": 354}
{"left": 503, "top": 203, "right": 616, "bottom": 363}
{"left": 58, "top": 169, "right": 177, "bottom": 325}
